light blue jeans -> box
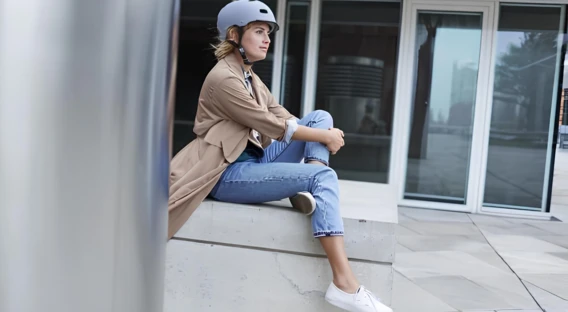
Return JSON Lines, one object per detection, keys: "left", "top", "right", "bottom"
{"left": 210, "top": 110, "right": 344, "bottom": 238}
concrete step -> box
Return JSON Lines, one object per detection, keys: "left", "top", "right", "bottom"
{"left": 165, "top": 240, "right": 393, "bottom": 312}
{"left": 164, "top": 194, "right": 397, "bottom": 312}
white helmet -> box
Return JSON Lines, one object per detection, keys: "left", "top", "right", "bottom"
{"left": 217, "top": 0, "right": 280, "bottom": 41}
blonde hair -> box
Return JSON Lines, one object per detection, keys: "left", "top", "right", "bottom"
{"left": 211, "top": 24, "right": 253, "bottom": 60}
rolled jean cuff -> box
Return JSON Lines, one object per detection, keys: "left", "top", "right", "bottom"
{"left": 304, "top": 157, "right": 329, "bottom": 166}
{"left": 283, "top": 119, "right": 298, "bottom": 143}
{"left": 313, "top": 230, "right": 344, "bottom": 238}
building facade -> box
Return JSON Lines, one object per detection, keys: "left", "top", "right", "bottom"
{"left": 173, "top": 0, "right": 568, "bottom": 219}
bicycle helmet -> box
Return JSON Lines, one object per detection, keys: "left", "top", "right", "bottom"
{"left": 217, "top": 0, "right": 280, "bottom": 64}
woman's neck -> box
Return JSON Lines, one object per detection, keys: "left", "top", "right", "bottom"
{"left": 234, "top": 50, "right": 253, "bottom": 72}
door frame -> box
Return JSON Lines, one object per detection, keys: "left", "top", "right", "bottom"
{"left": 391, "top": 0, "right": 497, "bottom": 214}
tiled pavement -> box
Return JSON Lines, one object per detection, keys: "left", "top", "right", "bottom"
{"left": 391, "top": 150, "right": 568, "bottom": 312}
{"left": 393, "top": 208, "right": 568, "bottom": 312}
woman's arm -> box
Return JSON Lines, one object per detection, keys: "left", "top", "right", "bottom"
{"left": 212, "top": 76, "right": 344, "bottom": 153}
{"left": 213, "top": 76, "right": 290, "bottom": 141}
{"left": 292, "top": 126, "right": 330, "bottom": 144}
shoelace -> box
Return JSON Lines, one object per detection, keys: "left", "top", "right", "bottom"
{"left": 359, "top": 286, "right": 381, "bottom": 309}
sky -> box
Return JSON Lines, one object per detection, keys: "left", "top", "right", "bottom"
{"left": 429, "top": 27, "right": 482, "bottom": 122}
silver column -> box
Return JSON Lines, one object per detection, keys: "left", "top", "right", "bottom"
{"left": 0, "top": 0, "right": 178, "bottom": 311}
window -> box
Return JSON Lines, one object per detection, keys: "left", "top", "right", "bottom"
{"left": 484, "top": 4, "right": 565, "bottom": 210}
{"left": 314, "top": 1, "right": 402, "bottom": 183}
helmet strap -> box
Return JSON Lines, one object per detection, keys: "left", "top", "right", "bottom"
{"left": 228, "top": 27, "right": 253, "bottom": 65}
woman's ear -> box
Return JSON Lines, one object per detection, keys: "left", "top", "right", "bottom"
{"left": 227, "top": 27, "right": 240, "bottom": 42}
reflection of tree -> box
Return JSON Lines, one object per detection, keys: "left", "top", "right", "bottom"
{"left": 494, "top": 32, "right": 558, "bottom": 132}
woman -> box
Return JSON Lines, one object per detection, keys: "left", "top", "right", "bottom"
{"left": 168, "top": 1, "right": 392, "bottom": 311}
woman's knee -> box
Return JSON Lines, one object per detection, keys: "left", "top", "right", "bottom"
{"left": 311, "top": 166, "right": 339, "bottom": 190}
{"left": 307, "top": 110, "right": 333, "bottom": 127}
{"left": 323, "top": 166, "right": 338, "bottom": 180}
{"left": 314, "top": 109, "right": 333, "bottom": 122}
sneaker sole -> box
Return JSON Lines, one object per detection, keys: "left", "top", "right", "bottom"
{"left": 289, "top": 192, "right": 316, "bottom": 216}
{"left": 326, "top": 296, "right": 393, "bottom": 312}
{"left": 325, "top": 296, "right": 353, "bottom": 311}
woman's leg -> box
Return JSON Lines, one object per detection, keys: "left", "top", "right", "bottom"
{"left": 232, "top": 110, "right": 361, "bottom": 292}
{"left": 210, "top": 161, "right": 361, "bottom": 294}
{"left": 320, "top": 236, "right": 360, "bottom": 293}
{"left": 210, "top": 161, "right": 341, "bottom": 236}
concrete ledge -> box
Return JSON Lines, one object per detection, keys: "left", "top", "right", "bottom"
{"left": 173, "top": 199, "right": 396, "bottom": 263}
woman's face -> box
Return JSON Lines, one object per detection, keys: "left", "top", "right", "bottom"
{"left": 239, "top": 22, "right": 271, "bottom": 63}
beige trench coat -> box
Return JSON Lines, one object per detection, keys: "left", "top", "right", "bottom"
{"left": 168, "top": 53, "right": 295, "bottom": 239}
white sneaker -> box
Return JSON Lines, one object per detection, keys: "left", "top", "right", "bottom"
{"left": 325, "top": 283, "right": 393, "bottom": 312}
{"left": 289, "top": 192, "right": 316, "bottom": 216}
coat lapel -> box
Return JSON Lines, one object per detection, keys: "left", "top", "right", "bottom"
{"left": 223, "top": 53, "right": 256, "bottom": 100}
{"left": 222, "top": 53, "right": 266, "bottom": 148}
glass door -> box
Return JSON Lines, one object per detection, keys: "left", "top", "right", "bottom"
{"left": 481, "top": 3, "right": 566, "bottom": 215}
{"left": 394, "top": 1, "right": 495, "bottom": 212}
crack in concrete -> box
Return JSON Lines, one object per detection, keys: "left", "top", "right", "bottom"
{"left": 273, "top": 253, "right": 326, "bottom": 298}
{"left": 523, "top": 280, "right": 568, "bottom": 302}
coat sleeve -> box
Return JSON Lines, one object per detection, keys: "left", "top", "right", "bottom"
{"left": 212, "top": 76, "right": 289, "bottom": 142}
{"left": 261, "top": 82, "right": 299, "bottom": 143}
{"left": 263, "top": 84, "right": 296, "bottom": 120}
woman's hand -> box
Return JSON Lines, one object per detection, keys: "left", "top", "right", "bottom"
{"left": 325, "top": 128, "right": 345, "bottom": 155}
{"left": 290, "top": 125, "right": 344, "bottom": 154}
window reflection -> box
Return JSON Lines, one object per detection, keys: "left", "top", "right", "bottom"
{"left": 484, "top": 4, "right": 564, "bottom": 210}
{"left": 404, "top": 12, "right": 482, "bottom": 203}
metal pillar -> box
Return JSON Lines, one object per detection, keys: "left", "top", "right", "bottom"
{"left": 0, "top": 0, "right": 178, "bottom": 311}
